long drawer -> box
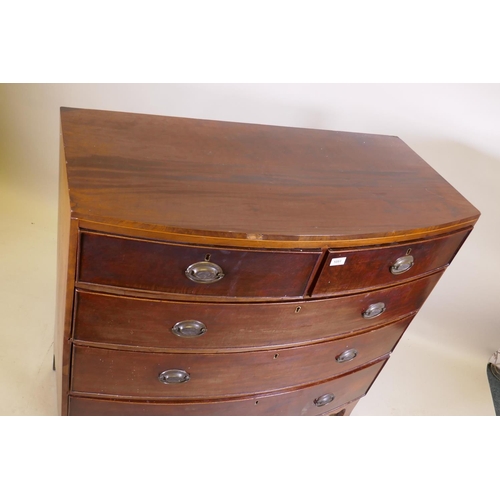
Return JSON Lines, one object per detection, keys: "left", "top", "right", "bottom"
{"left": 71, "top": 318, "right": 409, "bottom": 399}
{"left": 313, "top": 228, "right": 470, "bottom": 296}
{"left": 73, "top": 271, "right": 442, "bottom": 350}
{"left": 69, "top": 359, "right": 386, "bottom": 416}
{"left": 78, "top": 231, "right": 321, "bottom": 299}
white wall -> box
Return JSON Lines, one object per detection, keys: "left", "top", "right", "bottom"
{"left": 1, "top": 83, "right": 498, "bottom": 414}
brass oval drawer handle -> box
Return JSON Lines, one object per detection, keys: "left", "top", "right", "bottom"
{"left": 390, "top": 255, "right": 414, "bottom": 275}
{"left": 362, "top": 302, "right": 386, "bottom": 319}
{"left": 172, "top": 320, "right": 207, "bottom": 338}
{"left": 336, "top": 348, "right": 358, "bottom": 363}
{"left": 185, "top": 261, "right": 225, "bottom": 283}
{"left": 158, "top": 369, "right": 190, "bottom": 384}
{"left": 314, "top": 393, "right": 335, "bottom": 407}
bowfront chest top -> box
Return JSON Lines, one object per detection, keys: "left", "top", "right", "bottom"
{"left": 54, "top": 107, "right": 480, "bottom": 416}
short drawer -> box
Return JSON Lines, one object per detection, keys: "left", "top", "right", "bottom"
{"left": 71, "top": 318, "right": 407, "bottom": 399}
{"left": 68, "top": 359, "right": 386, "bottom": 416}
{"left": 78, "top": 231, "right": 321, "bottom": 299}
{"left": 313, "top": 228, "right": 470, "bottom": 296}
{"left": 73, "top": 271, "right": 441, "bottom": 350}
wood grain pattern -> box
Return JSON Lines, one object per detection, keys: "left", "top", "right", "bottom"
{"left": 60, "top": 108, "right": 480, "bottom": 245}
{"left": 78, "top": 231, "right": 321, "bottom": 299}
{"left": 313, "top": 228, "right": 470, "bottom": 296}
{"left": 73, "top": 270, "right": 444, "bottom": 351}
{"left": 68, "top": 360, "right": 386, "bottom": 416}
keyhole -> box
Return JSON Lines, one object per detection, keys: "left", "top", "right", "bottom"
{"left": 406, "top": 248, "right": 412, "bottom": 255}
{"left": 295, "top": 306, "right": 301, "bottom": 313}
{"left": 205, "top": 254, "right": 211, "bottom": 261}
{"left": 274, "top": 354, "right": 279, "bottom": 359}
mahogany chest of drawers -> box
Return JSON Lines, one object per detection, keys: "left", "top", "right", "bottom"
{"left": 54, "top": 107, "right": 480, "bottom": 416}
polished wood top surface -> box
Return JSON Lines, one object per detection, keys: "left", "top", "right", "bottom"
{"left": 60, "top": 107, "right": 480, "bottom": 245}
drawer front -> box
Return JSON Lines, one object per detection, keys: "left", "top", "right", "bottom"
{"left": 73, "top": 271, "right": 441, "bottom": 350}
{"left": 78, "top": 232, "right": 321, "bottom": 299}
{"left": 313, "top": 229, "right": 470, "bottom": 296}
{"left": 69, "top": 360, "right": 385, "bottom": 416}
{"left": 71, "top": 319, "right": 407, "bottom": 399}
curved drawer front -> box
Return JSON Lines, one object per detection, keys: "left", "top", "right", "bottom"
{"left": 71, "top": 318, "right": 408, "bottom": 399}
{"left": 78, "top": 231, "right": 321, "bottom": 299}
{"left": 73, "top": 271, "right": 441, "bottom": 349}
{"left": 313, "top": 229, "right": 470, "bottom": 296}
{"left": 69, "top": 359, "right": 385, "bottom": 416}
